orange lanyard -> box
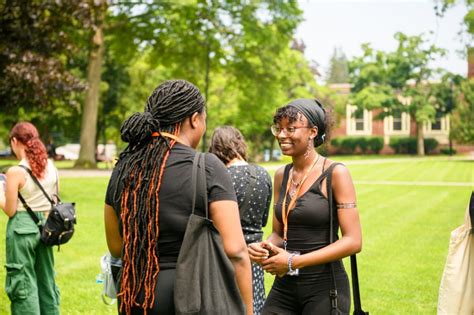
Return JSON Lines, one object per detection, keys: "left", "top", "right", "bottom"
{"left": 281, "top": 156, "right": 319, "bottom": 250}
{"left": 152, "top": 131, "right": 187, "bottom": 145}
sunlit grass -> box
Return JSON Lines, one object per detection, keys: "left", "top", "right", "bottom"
{"left": 0, "top": 157, "right": 472, "bottom": 314}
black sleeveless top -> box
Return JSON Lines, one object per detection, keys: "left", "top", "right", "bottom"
{"left": 274, "top": 161, "right": 345, "bottom": 276}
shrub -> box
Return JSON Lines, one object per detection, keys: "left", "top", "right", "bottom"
{"left": 424, "top": 138, "right": 439, "bottom": 154}
{"left": 340, "top": 137, "right": 358, "bottom": 153}
{"left": 358, "top": 137, "right": 369, "bottom": 153}
{"left": 440, "top": 147, "right": 457, "bottom": 155}
{"left": 367, "top": 137, "right": 384, "bottom": 154}
{"left": 389, "top": 137, "right": 438, "bottom": 154}
{"left": 331, "top": 136, "right": 384, "bottom": 154}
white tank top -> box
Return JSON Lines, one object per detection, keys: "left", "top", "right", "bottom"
{"left": 17, "top": 159, "right": 58, "bottom": 212}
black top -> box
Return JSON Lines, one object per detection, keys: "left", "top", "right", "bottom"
{"left": 274, "top": 162, "right": 344, "bottom": 275}
{"left": 228, "top": 164, "right": 272, "bottom": 244}
{"left": 105, "top": 143, "right": 237, "bottom": 269}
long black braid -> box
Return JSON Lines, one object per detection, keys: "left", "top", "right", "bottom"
{"left": 112, "top": 80, "right": 205, "bottom": 314}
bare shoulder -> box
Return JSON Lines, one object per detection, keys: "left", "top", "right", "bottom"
{"left": 6, "top": 165, "right": 26, "bottom": 177}
{"left": 325, "top": 159, "right": 351, "bottom": 181}
{"left": 274, "top": 165, "right": 286, "bottom": 183}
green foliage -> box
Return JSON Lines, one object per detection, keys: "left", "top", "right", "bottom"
{"left": 0, "top": 1, "right": 94, "bottom": 122}
{"left": 326, "top": 47, "right": 350, "bottom": 84}
{"left": 440, "top": 147, "right": 457, "bottom": 155}
{"left": 389, "top": 137, "right": 439, "bottom": 154}
{"left": 450, "top": 78, "right": 474, "bottom": 144}
{"left": 349, "top": 32, "right": 452, "bottom": 155}
{"left": 330, "top": 136, "right": 384, "bottom": 154}
{"left": 436, "top": 0, "right": 474, "bottom": 38}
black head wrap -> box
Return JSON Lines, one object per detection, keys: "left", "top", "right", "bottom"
{"left": 287, "top": 98, "right": 326, "bottom": 147}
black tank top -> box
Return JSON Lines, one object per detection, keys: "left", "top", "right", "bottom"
{"left": 274, "top": 161, "right": 344, "bottom": 275}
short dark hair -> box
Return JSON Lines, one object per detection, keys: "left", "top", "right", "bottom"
{"left": 209, "top": 126, "right": 248, "bottom": 164}
{"left": 273, "top": 104, "right": 334, "bottom": 148}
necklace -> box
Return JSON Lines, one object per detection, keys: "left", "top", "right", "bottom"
{"left": 281, "top": 154, "right": 320, "bottom": 249}
{"left": 289, "top": 154, "right": 320, "bottom": 188}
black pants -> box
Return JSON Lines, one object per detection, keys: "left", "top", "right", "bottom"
{"left": 113, "top": 267, "right": 176, "bottom": 315}
{"left": 262, "top": 271, "right": 350, "bottom": 315}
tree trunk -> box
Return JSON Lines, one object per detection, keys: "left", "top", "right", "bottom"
{"left": 74, "top": 6, "right": 105, "bottom": 169}
{"left": 416, "top": 120, "right": 425, "bottom": 156}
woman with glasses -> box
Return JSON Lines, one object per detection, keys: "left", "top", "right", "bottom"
{"left": 209, "top": 126, "right": 272, "bottom": 315}
{"left": 248, "top": 99, "right": 363, "bottom": 314}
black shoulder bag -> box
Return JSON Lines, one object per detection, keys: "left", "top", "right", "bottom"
{"left": 174, "top": 152, "right": 246, "bottom": 315}
{"left": 18, "top": 165, "right": 76, "bottom": 250}
{"left": 327, "top": 163, "right": 368, "bottom": 315}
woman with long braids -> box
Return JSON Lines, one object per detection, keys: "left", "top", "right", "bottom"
{"left": 0, "top": 122, "right": 60, "bottom": 315}
{"left": 104, "top": 80, "right": 253, "bottom": 314}
{"left": 248, "top": 99, "right": 362, "bottom": 314}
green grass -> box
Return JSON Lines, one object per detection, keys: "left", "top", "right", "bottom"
{"left": 0, "top": 157, "right": 472, "bottom": 314}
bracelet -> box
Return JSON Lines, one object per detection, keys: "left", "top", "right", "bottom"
{"left": 288, "top": 253, "right": 297, "bottom": 273}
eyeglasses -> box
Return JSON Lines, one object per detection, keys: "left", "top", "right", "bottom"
{"left": 270, "top": 125, "right": 311, "bottom": 137}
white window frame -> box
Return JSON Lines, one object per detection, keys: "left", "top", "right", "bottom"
{"left": 346, "top": 105, "right": 372, "bottom": 135}
{"left": 384, "top": 111, "right": 410, "bottom": 136}
{"left": 423, "top": 114, "right": 450, "bottom": 135}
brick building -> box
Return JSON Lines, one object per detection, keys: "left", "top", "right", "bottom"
{"left": 328, "top": 51, "right": 474, "bottom": 154}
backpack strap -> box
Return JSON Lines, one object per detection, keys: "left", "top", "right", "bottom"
{"left": 237, "top": 164, "right": 257, "bottom": 220}
{"left": 18, "top": 165, "right": 54, "bottom": 206}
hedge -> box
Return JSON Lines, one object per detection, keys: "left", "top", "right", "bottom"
{"left": 389, "top": 137, "right": 439, "bottom": 154}
{"left": 330, "top": 136, "right": 384, "bottom": 154}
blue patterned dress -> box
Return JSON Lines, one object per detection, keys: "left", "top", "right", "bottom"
{"left": 228, "top": 164, "right": 272, "bottom": 315}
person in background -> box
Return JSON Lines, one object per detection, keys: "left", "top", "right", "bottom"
{"left": 0, "top": 122, "right": 60, "bottom": 315}
{"left": 209, "top": 125, "right": 272, "bottom": 315}
{"left": 104, "top": 80, "right": 253, "bottom": 315}
{"left": 248, "top": 99, "right": 362, "bottom": 314}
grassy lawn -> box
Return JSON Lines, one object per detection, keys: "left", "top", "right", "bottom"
{"left": 0, "top": 157, "right": 472, "bottom": 314}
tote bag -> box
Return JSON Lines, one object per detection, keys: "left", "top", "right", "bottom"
{"left": 437, "top": 192, "right": 474, "bottom": 315}
{"left": 174, "top": 152, "right": 245, "bottom": 315}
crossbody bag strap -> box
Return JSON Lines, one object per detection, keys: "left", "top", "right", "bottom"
{"left": 191, "top": 153, "right": 200, "bottom": 215}
{"left": 198, "top": 153, "right": 208, "bottom": 218}
{"left": 327, "top": 162, "right": 367, "bottom": 315}
{"left": 238, "top": 164, "right": 257, "bottom": 220}
{"left": 18, "top": 165, "right": 54, "bottom": 206}
{"left": 326, "top": 162, "right": 343, "bottom": 313}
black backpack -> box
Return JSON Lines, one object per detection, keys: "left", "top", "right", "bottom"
{"left": 18, "top": 165, "right": 76, "bottom": 249}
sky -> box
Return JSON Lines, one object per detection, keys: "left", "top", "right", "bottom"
{"left": 296, "top": 0, "right": 470, "bottom": 81}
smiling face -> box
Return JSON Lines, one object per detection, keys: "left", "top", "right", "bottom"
{"left": 274, "top": 113, "right": 317, "bottom": 157}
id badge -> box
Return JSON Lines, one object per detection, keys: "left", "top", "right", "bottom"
{"left": 286, "top": 250, "right": 300, "bottom": 276}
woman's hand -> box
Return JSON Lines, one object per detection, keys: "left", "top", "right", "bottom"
{"left": 247, "top": 242, "right": 270, "bottom": 264}
{"left": 261, "top": 247, "right": 290, "bottom": 278}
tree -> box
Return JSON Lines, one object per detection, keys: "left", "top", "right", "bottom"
{"left": 75, "top": 0, "right": 107, "bottom": 168}
{"left": 435, "top": 0, "right": 474, "bottom": 38}
{"left": 0, "top": 1, "right": 93, "bottom": 139}
{"left": 349, "top": 32, "right": 449, "bottom": 155}
{"left": 326, "top": 47, "right": 350, "bottom": 84}
{"left": 451, "top": 77, "right": 474, "bottom": 143}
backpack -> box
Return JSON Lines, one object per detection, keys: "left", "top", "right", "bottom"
{"left": 18, "top": 165, "right": 76, "bottom": 249}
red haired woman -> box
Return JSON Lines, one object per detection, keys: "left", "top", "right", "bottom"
{"left": 0, "top": 122, "right": 60, "bottom": 315}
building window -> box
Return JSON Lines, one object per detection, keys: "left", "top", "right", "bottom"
{"left": 423, "top": 112, "right": 449, "bottom": 135}
{"left": 355, "top": 111, "right": 365, "bottom": 131}
{"left": 392, "top": 112, "right": 402, "bottom": 131}
{"left": 346, "top": 105, "right": 372, "bottom": 135}
{"left": 384, "top": 110, "right": 410, "bottom": 136}
{"left": 431, "top": 112, "right": 442, "bottom": 130}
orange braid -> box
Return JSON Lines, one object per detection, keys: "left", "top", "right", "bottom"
{"left": 118, "top": 126, "right": 180, "bottom": 315}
